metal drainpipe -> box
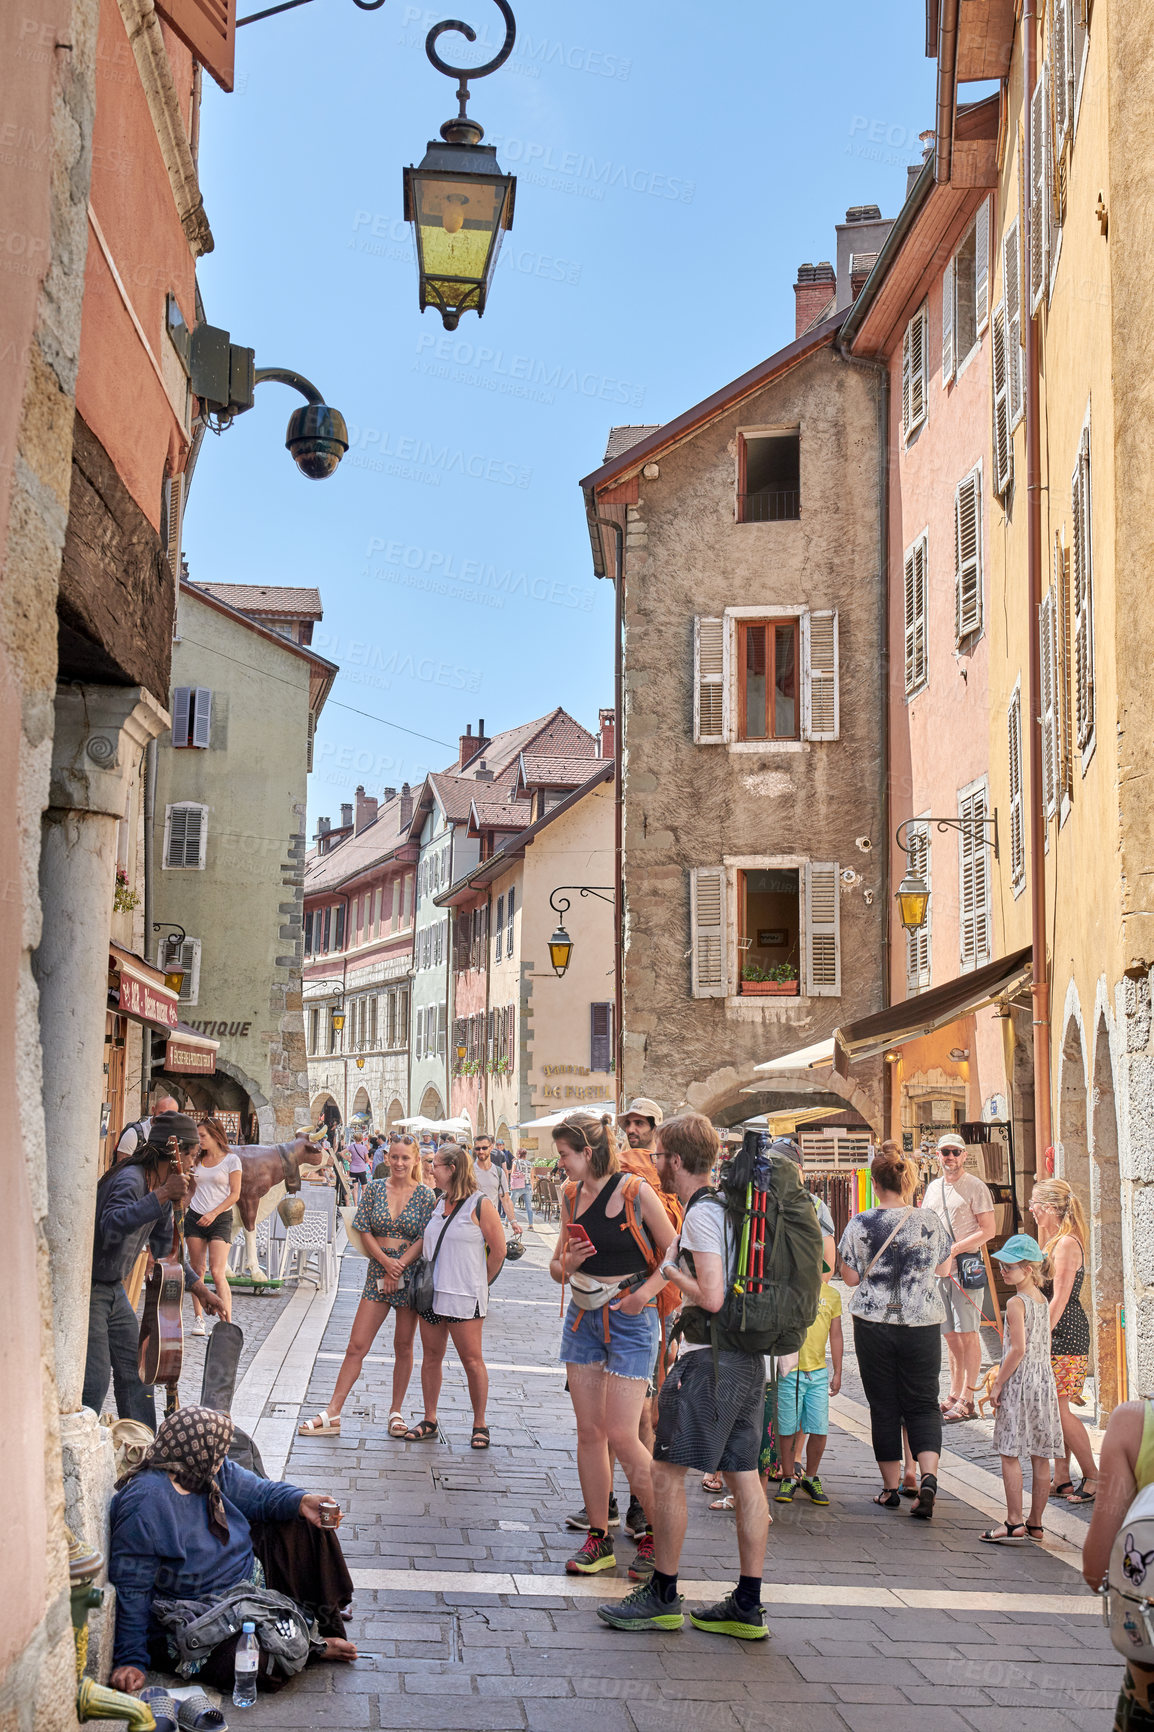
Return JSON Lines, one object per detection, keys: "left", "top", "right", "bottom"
{"left": 1023, "top": 0, "right": 1053, "bottom": 1177}
{"left": 596, "top": 512, "right": 626, "bottom": 1117}
{"left": 140, "top": 738, "right": 157, "bottom": 1104}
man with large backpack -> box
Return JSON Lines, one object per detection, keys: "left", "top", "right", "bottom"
{"left": 597, "top": 1113, "right": 822, "bottom": 1640}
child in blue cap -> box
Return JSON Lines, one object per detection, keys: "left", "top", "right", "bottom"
{"left": 979, "top": 1234, "right": 1066, "bottom": 1544}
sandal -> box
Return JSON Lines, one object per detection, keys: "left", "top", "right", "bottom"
{"left": 945, "top": 1398, "right": 976, "bottom": 1421}
{"left": 873, "top": 1489, "right": 901, "bottom": 1508}
{"left": 387, "top": 1412, "right": 407, "bottom": 1438}
{"left": 709, "top": 1493, "right": 735, "bottom": 1511}
{"left": 940, "top": 1398, "right": 959, "bottom": 1415}
{"left": 1026, "top": 1524, "right": 1045, "bottom": 1540}
{"left": 911, "top": 1471, "right": 938, "bottom": 1520}
{"left": 899, "top": 1480, "right": 919, "bottom": 1500}
{"left": 404, "top": 1418, "right": 439, "bottom": 1442}
{"left": 298, "top": 1410, "right": 340, "bottom": 1435}
{"left": 979, "top": 1521, "right": 1029, "bottom": 1544}
{"left": 471, "top": 1425, "right": 491, "bottom": 1450}
{"left": 139, "top": 1690, "right": 179, "bottom": 1732}
{"left": 1050, "top": 1480, "right": 1076, "bottom": 1499}
{"left": 702, "top": 1473, "right": 724, "bottom": 1493}
{"left": 176, "top": 1692, "right": 229, "bottom": 1732}
{"left": 1066, "top": 1477, "right": 1097, "bottom": 1504}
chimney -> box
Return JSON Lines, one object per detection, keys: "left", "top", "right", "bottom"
{"left": 383, "top": 786, "right": 397, "bottom": 802}
{"left": 598, "top": 707, "right": 616, "bottom": 760}
{"left": 458, "top": 716, "right": 490, "bottom": 769}
{"left": 474, "top": 761, "right": 494, "bottom": 782}
{"left": 794, "top": 261, "right": 836, "bottom": 338}
{"left": 399, "top": 782, "right": 413, "bottom": 828}
{"left": 340, "top": 802, "right": 353, "bottom": 829}
{"left": 355, "top": 786, "right": 378, "bottom": 834}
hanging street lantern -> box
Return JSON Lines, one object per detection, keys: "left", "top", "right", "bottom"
{"left": 895, "top": 864, "right": 931, "bottom": 933}
{"left": 548, "top": 924, "right": 574, "bottom": 978}
{"left": 154, "top": 923, "right": 188, "bottom": 997}
{"left": 403, "top": 2, "right": 517, "bottom": 330}
{"left": 331, "top": 1008, "right": 346, "bottom": 1034}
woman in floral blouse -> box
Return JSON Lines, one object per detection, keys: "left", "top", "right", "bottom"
{"left": 298, "top": 1136, "right": 435, "bottom": 1439}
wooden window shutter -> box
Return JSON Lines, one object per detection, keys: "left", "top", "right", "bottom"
{"left": 590, "top": 1003, "right": 613, "bottom": 1072}
{"left": 155, "top": 0, "right": 236, "bottom": 92}
{"left": 1004, "top": 221, "right": 1025, "bottom": 430}
{"left": 991, "top": 305, "right": 1013, "bottom": 498}
{"left": 958, "top": 785, "right": 991, "bottom": 968}
{"left": 905, "top": 824, "right": 932, "bottom": 993}
{"left": 171, "top": 686, "right": 191, "bottom": 748}
{"left": 1039, "top": 588, "right": 1057, "bottom": 820}
{"left": 1052, "top": 0, "right": 1071, "bottom": 150}
{"left": 903, "top": 304, "right": 928, "bottom": 436}
{"left": 1055, "top": 537, "right": 1073, "bottom": 802}
{"left": 954, "top": 468, "right": 983, "bottom": 641}
{"left": 1029, "top": 73, "right": 1050, "bottom": 311}
{"left": 162, "top": 473, "right": 184, "bottom": 581}
{"left": 694, "top": 617, "right": 728, "bottom": 744}
{"left": 335, "top": 903, "right": 345, "bottom": 950}
{"left": 690, "top": 866, "right": 727, "bottom": 998}
{"left": 804, "top": 861, "right": 841, "bottom": 997}
{"left": 941, "top": 258, "right": 956, "bottom": 386}
{"left": 164, "top": 803, "right": 206, "bottom": 868}
{"left": 975, "top": 199, "right": 991, "bottom": 335}
{"left": 1008, "top": 687, "right": 1026, "bottom": 891}
{"left": 803, "top": 610, "right": 839, "bottom": 740}
{"left": 507, "top": 885, "right": 514, "bottom": 950}
{"left": 304, "top": 910, "right": 314, "bottom": 954}
{"left": 191, "top": 687, "right": 212, "bottom": 748}
{"left": 904, "top": 536, "right": 928, "bottom": 695}
{"left": 1072, "top": 424, "right": 1094, "bottom": 750}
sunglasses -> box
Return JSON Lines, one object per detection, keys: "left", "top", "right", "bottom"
{"left": 390, "top": 1136, "right": 416, "bottom": 1146}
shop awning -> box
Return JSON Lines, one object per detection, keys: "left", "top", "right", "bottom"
{"left": 108, "top": 943, "right": 178, "bottom": 1030}
{"left": 515, "top": 1103, "right": 615, "bottom": 1130}
{"left": 835, "top": 946, "right": 1032, "bottom": 1064}
{"left": 752, "top": 1038, "right": 837, "bottom": 1076}
{"left": 165, "top": 1021, "right": 219, "bottom": 1074}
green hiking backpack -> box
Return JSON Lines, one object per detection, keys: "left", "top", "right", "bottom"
{"left": 678, "top": 1139, "right": 823, "bottom": 1358}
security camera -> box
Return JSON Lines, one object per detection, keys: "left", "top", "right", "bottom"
{"left": 286, "top": 404, "right": 349, "bottom": 480}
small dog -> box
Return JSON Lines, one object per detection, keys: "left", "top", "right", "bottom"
{"left": 972, "top": 1366, "right": 999, "bottom": 1417}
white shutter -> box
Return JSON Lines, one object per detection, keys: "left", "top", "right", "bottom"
{"left": 903, "top": 304, "right": 927, "bottom": 437}
{"left": 802, "top": 610, "right": 839, "bottom": 740}
{"left": 690, "top": 866, "right": 727, "bottom": 998}
{"left": 991, "top": 303, "right": 1013, "bottom": 498}
{"left": 975, "top": 199, "right": 990, "bottom": 335}
{"left": 191, "top": 687, "right": 212, "bottom": 748}
{"left": 954, "top": 467, "right": 983, "bottom": 640}
{"left": 1072, "top": 424, "right": 1094, "bottom": 749}
{"left": 694, "top": 617, "right": 728, "bottom": 744}
{"left": 1052, "top": 0, "right": 1071, "bottom": 150}
{"left": 1029, "top": 72, "right": 1050, "bottom": 312}
{"left": 1003, "top": 221, "right": 1024, "bottom": 430}
{"left": 958, "top": 784, "right": 991, "bottom": 969}
{"left": 171, "top": 686, "right": 191, "bottom": 748}
{"left": 904, "top": 536, "right": 928, "bottom": 695}
{"left": 1039, "top": 588, "right": 1057, "bottom": 819}
{"left": 805, "top": 862, "right": 841, "bottom": 997}
{"left": 905, "top": 823, "right": 932, "bottom": 993}
{"left": 1055, "top": 536, "right": 1073, "bottom": 803}
{"left": 164, "top": 803, "right": 206, "bottom": 868}
{"left": 162, "top": 472, "right": 184, "bottom": 581}
{"left": 941, "top": 258, "right": 956, "bottom": 387}
{"left": 1008, "top": 686, "right": 1026, "bottom": 893}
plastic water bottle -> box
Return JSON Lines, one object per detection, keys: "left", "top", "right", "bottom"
{"left": 233, "top": 1621, "right": 259, "bottom": 1707}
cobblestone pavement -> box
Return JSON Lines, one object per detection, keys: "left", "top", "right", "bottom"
{"left": 219, "top": 1225, "right": 1119, "bottom": 1732}
{"left": 169, "top": 1276, "right": 297, "bottom": 1410}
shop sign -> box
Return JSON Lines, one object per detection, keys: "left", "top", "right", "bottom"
{"left": 166, "top": 1034, "right": 217, "bottom": 1074}
{"left": 119, "top": 972, "right": 177, "bottom": 1028}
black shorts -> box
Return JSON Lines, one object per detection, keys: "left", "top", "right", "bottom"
{"left": 653, "top": 1349, "right": 765, "bottom": 1474}
{"left": 185, "top": 1207, "right": 235, "bottom": 1244}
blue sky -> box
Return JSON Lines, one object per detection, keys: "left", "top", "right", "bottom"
{"left": 185, "top": 0, "right": 936, "bottom": 826}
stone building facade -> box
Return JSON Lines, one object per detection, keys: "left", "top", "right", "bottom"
{"left": 581, "top": 302, "right": 889, "bottom": 1128}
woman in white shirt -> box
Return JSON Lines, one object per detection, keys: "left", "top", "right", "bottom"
{"left": 186, "top": 1117, "right": 243, "bottom": 1330}
{"left": 405, "top": 1144, "right": 506, "bottom": 1450}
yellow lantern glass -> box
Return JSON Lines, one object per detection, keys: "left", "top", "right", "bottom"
{"left": 548, "top": 924, "right": 573, "bottom": 977}
{"left": 404, "top": 132, "right": 515, "bottom": 330}
{"left": 895, "top": 870, "right": 931, "bottom": 932}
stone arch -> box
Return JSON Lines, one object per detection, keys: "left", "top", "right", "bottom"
{"left": 1090, "top": 1012, "right": 1124, "bottom": 1409}
{"left": 684, "top": 1059, "right": 882, "bottom": 1135}
{"left": 1056, "top": 1008, "right": 1093, "bottom": 1372}
{"left": 419, "top": 1085, "right": 445, "bottom": 1120}
{"left": 311, "top": 1089, "right": 338, "bottom": 1126}
{"left": 476, "top": 1102, "right": 487, "bottom": 1135}
{"left": 351, "top": 1086, "right": 372, "bottom": 1120}
{"left": 495, "top": 1119, "right": 511, "bottom": 1146}
{"left": 384, "top": 1097, "right": 405, "bottom": 1128}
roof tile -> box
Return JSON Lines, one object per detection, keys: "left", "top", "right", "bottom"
{"left": 196, "top": 583, "right": 323, "bottom": 619}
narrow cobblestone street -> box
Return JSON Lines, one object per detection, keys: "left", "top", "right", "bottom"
{"left": 215, "top": 1228, "right": 1120, "bottom": 1732}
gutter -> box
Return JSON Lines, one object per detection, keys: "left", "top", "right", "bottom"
{"left": 934, "top": 0, "right": 960, "bottom": 184}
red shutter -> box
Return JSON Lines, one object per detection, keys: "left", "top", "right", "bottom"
{"left": 155, "top": 0, "right": 236, "bottom": 92}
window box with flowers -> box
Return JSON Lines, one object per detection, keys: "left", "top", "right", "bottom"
{"left": 740, "top": 962, "right": 799, "bottom": 997}
{"left": 488, "top": 1057, "right": 511, "bottom": 1077}
{"left": 114, "top": 866, "right": 140, "bottom": 914}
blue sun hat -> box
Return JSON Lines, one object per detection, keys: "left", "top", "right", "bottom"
{"left": 992, "top": 1233, "right": 1046, "bottom": 1264}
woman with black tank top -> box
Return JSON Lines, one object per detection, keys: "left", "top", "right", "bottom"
{"left": 549, "top": 1110, "right": 677, "bottom": 1581}
{"left": 1030, "top": 1178, "right": 1098, "bottom": 1502}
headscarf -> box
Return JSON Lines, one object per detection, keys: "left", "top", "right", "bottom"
{"left": 116, "top": 1406, "right": 236, "bottom": 1542}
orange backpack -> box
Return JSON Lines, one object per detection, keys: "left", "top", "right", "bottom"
{"left": 561, "top": 1175, "right": 680, "bottom": 1383}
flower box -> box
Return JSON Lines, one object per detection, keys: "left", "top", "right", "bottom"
{"left": 740, "top": 979, "right": 799, "bottom": 997}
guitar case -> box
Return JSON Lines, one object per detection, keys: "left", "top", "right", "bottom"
{"left": 199, "top": 1319, "right": 267, "bottom": 1478}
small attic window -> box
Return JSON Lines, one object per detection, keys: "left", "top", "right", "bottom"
{"left": 738, "top": 433, "right": 800, "bottom": 523}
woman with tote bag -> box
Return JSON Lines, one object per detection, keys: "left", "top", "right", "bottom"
{"left": 838, "top": 1142, "right": 953, "bottom": 1519}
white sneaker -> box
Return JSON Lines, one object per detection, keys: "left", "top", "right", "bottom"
{"left": 190, "top": 1315, "right": 206, "bottom": 1336}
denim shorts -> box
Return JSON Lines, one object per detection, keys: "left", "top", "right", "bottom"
{"left": 559, "top": 1298, "right": 659, "bottom": 1380}
{"left": 776, "top": 1366, "right": 830, "bottom": 1437}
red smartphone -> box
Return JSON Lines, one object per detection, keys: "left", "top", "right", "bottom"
{"left": 567, "top": 1223, "right": 594, "bottom": 1250}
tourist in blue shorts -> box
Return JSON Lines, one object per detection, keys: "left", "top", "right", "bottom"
{"left": 775, "top": 1277, "right": 843, "bottom": 1506}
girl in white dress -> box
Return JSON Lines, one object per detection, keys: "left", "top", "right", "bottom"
{"left": 979, "top": 1233, "right": 1065, "bottom": 1545}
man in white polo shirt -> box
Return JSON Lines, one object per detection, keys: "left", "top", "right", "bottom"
{"left": 921, "top": 1132, "right": 996, "bottom": 1419}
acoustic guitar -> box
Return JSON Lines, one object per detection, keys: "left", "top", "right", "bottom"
{"left": 137, "top": 1138, "right": 188, "bottom": 1417}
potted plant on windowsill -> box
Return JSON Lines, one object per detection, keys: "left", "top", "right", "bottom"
{"left": 740, "top": 962, "right": 800, "bottom": 997}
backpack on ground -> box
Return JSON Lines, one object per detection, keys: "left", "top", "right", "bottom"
{"left": 678, "top": 1133, "right": 823, "bottom": 1359}
{"left": 1105, "top": 1478, "right": 1154, "bottom": 1662}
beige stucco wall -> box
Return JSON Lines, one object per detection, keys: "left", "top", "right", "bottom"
{"left": 153, "top": 590, "right": 313, "bottom": 1137}
{"left": 611, "top": 343, "right": 887, "bottom": 1123}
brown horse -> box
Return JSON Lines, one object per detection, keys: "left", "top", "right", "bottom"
{"left": 234, "top": 1136, "right": 328, "bottom": 1280}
